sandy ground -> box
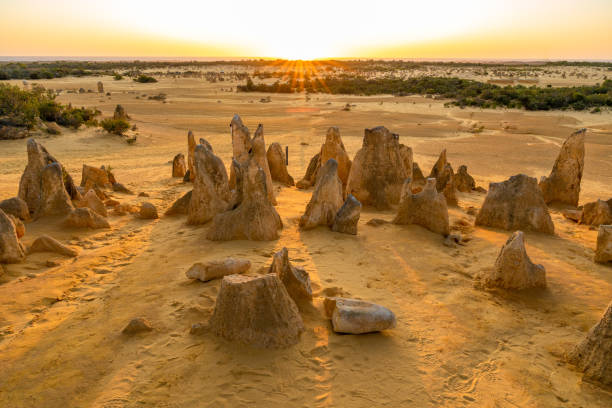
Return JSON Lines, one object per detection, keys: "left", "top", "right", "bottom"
{"left": 1, "top": 75, "right": 611, "bottom": 407}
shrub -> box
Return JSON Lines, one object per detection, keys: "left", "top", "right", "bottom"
{"left": 101, "top": 118, "right": 130, "bottom": 135}
{"left": 113, "top": 73, "right": 123, "bottom": 80}
{"left": 133, "top": 75, "right": 157, "bottom": 83}
{"left": 0, "top": 84, "right": 54, "bottom": 128}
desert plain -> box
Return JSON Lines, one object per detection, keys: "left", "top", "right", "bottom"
{"left": 1, "top": 67, "right": 611, "bottom": 408}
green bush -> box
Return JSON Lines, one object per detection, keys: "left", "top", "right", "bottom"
{"left": 113, "top": 73, "right": 123, "bottom": 80}
{"left": 133, "top": 75, "right": 157, "bottom": 83}
{"left": 0, "top": 84, "right": 54, "bottom": 128}
{"left": 101, "top": 118, "right": 130, "bottom": 135}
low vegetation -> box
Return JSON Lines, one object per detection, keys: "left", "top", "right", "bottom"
{"left": 0, "top": 83, "right": 100, "bottom": 129}
{"left": 133, "top": 74, "right": 157, "bottom": 83}
{"left": 237, "top": 76, "right": 612, "bottom": 111}
{"left": 100, "top": 118, "right": 130, "bottom": 135}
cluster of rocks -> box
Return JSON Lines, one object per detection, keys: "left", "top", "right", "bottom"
{"left": 297, "top": 127, "right": 351, "bottom": 189}
{"left": 0, "top": 137, "right": 165, "bottom": 266}
{"left": 299, "top": 159, "right": 361, "bottom": 235}
{"left": 196, "top": 247, "right": 396, "bottom": 348}
{"left": 167, "top": 116, "right": 282, "bottom": 241}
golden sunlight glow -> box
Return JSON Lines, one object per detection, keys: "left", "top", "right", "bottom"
{"left": 0, "top": 0, "right": 610, "bottom": 59}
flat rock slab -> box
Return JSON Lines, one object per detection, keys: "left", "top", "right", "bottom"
{"left": 28, "top": 235, "right": 78, "bottom": 257}
{"left": 324, "top": 297, "right": 396, "bottom": 334}
{"left": 186, "top": 258, "right": 251, "bottom": 282}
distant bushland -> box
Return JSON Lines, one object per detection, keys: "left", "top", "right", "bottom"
{"left": 0, "top": 83, "right": 100, "bottom": 129}
{"left": 237, "top": 76, "right": 612, "bottom": 111}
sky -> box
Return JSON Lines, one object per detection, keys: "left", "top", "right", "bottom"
{"left": 0, "top": 0, "right": 610, "bottom": 60}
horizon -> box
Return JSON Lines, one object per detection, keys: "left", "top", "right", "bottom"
{"left": 2, "top": 0, "right": 611, "bottom": 60}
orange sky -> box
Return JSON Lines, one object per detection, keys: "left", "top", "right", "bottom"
{"left": 1, "top": 0, "right": 610, "bottom": 60}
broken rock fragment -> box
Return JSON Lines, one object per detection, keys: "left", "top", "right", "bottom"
{"left": 324, "top": 297, "right": 396, "bottom": 334}
{"left": 186, "top": 258, "right": 251, "bottom": 282}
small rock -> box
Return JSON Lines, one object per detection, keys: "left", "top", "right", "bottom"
{"left": 269, "top": 247, "right": 312, "bottom": 302}
{"left": 443, "top": 233, "right": 463, "bottom": 248}
{"left": 139, "top": 202, "right": 159, "bottom": 219}
{"left": 112, "top": 183, "right": 133, "bottom": 194}
{"left": 64, "top": 208, "right": 110, "bottom": 229}
{"left": 562, "top": 209, "right": 582, "bottom": 223}
{"left": 138, "top": 192, "right": 150, "bottom": 198}
{"left": 122, "top": 318, "right": 153, "bottom": 335}
{"left": 190, "top": 322, "right": 207, "bottom": 335}
{"left": 366, "top": 218, "right": 389, "bottom": 227}
{"left": 324, "top": 297, "right": 396, "bottom": 334}
{"left": 186, "top": 258, "right": 251, "bottom": 282}
{"left": 595, "top": 225, "right": 612, "bottom": 264}
{"left": 165, "top": 191, "right": 192, "bottom": 216}
{"left": 331, "top": 194, "right": 362, "bottom": 235}
{"left": 0, "top": 197, "right": 29, "bottom": 220}
{"left": 28, "top": 235, "right": 78, "bottom": 257}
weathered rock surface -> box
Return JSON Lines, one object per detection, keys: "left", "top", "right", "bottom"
{"left": 228, "top": 115, "right": 252, "bottom": 188}
{"left": 81, "top": 189, "right": 107, "bottom": 217}
{"left": 172, "top": 153, "right": 186, "bottom": 178}
{"left": 345, "top": 126, "right": 409, "bottom": 209}
{"left": 113, "top": 104, "right": 129, "bottom": 120}
{"left": 187, "top": 130, "right": 196, "bottom": 181}
{"left": 399, "top": 144, "right": 414, "bottom": 183}
{"left": 187, "top": 143, "right": 231, "bottom": 225}
{"left": 331, "top": 194, "right": 362, "bottom": 235}
{"left": 296, "top": 153, "right": 321, "bottom": 189}
{"left": 568, "top": 301, "right": 612, "bottom": 386}
{"left": 595, "top": 225, "right": 612, "bottom": 264}
{"left": 18, "top": 139, "right": 79, "bottom": 217}
{"left": 139, "top": 202, "right": 159, "bottom": 219}
{"left": 251, "top": 125, "right": 276, "bottom": 205}
{"left": 207, "top": 160, "right": 282, "bottom": 241}
{"left": 562, "top": 209, "right": 582, "bottom": 222}
{"left": 28, "top": 235, "right": 78, "bottom": 257}
{"left": 9, "top": 215, "right": 25, "bottom": 239}
{"left": 477, "top": 231, "right": 546, "bottom": 290}
{"left": 209, "top": 274, "right": 304, "bottom": 348}
{"left": 0, "top": 209, "right": 26, "bottom": 263}
{"left": 64, "top": 208, "right": 110, "bottom": 229}
{"left": 393, "top": 178, "right": 450, "bottom": 236}
{"left": 539, "top": 129, "right": 585, "bottom": 206}
{"left": 475, "top": 174, "right": 554, "bottom": 234}
{"left": 428, "top": 149, "right": 450, "bottom": 191}
{"left": 412, "top": 162, "right": 425, "bottom": 185}
{"left": 165, "top": 190, "right": 192, "bottom": 216}
{"left": 0, "top": 197, "right": 29, "bottom": 220}
{"left": 324, "top": 297, "right": 396, "bottom": 334}
{"left": 320, "top": 127, "right": 352, "bottom": 187}
{"left": 442, "top": 165, "right": 458, "bottom": 206}
{"left": 454, "top": 165, "right": 476, "bottom": 192}
{"left": 81, "top": 165, "right": 112, "bottom": 190}
{"left": 580, "top": 200, "right": 612, "bottom": 226}
{"left": 300, "top": 159, "right": 344, "bottom": 230}
{"left": 269, "top": 247, "right": 312, "bottom": 302}
{"left": 122, "top": 317, "right": 153, "bottom": 335}
{"left": 266, "top": 142, "right": 294, "bottom": 186}
{"left": 186, "top": 258, "right": 251, "bottom": 282}
{"left": 112, "top": 183, "right": 133, "bottom": 194}
{"left": 38, "top": 163, "right": 75, "bottom": 217}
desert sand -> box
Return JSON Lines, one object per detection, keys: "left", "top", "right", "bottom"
{"left": 1, "top": 73, "right": 612, "bottom": 407}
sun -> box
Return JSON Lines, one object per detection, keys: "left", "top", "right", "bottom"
{"left": 263, "top": 38, "right": 336, "bottom": 61}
